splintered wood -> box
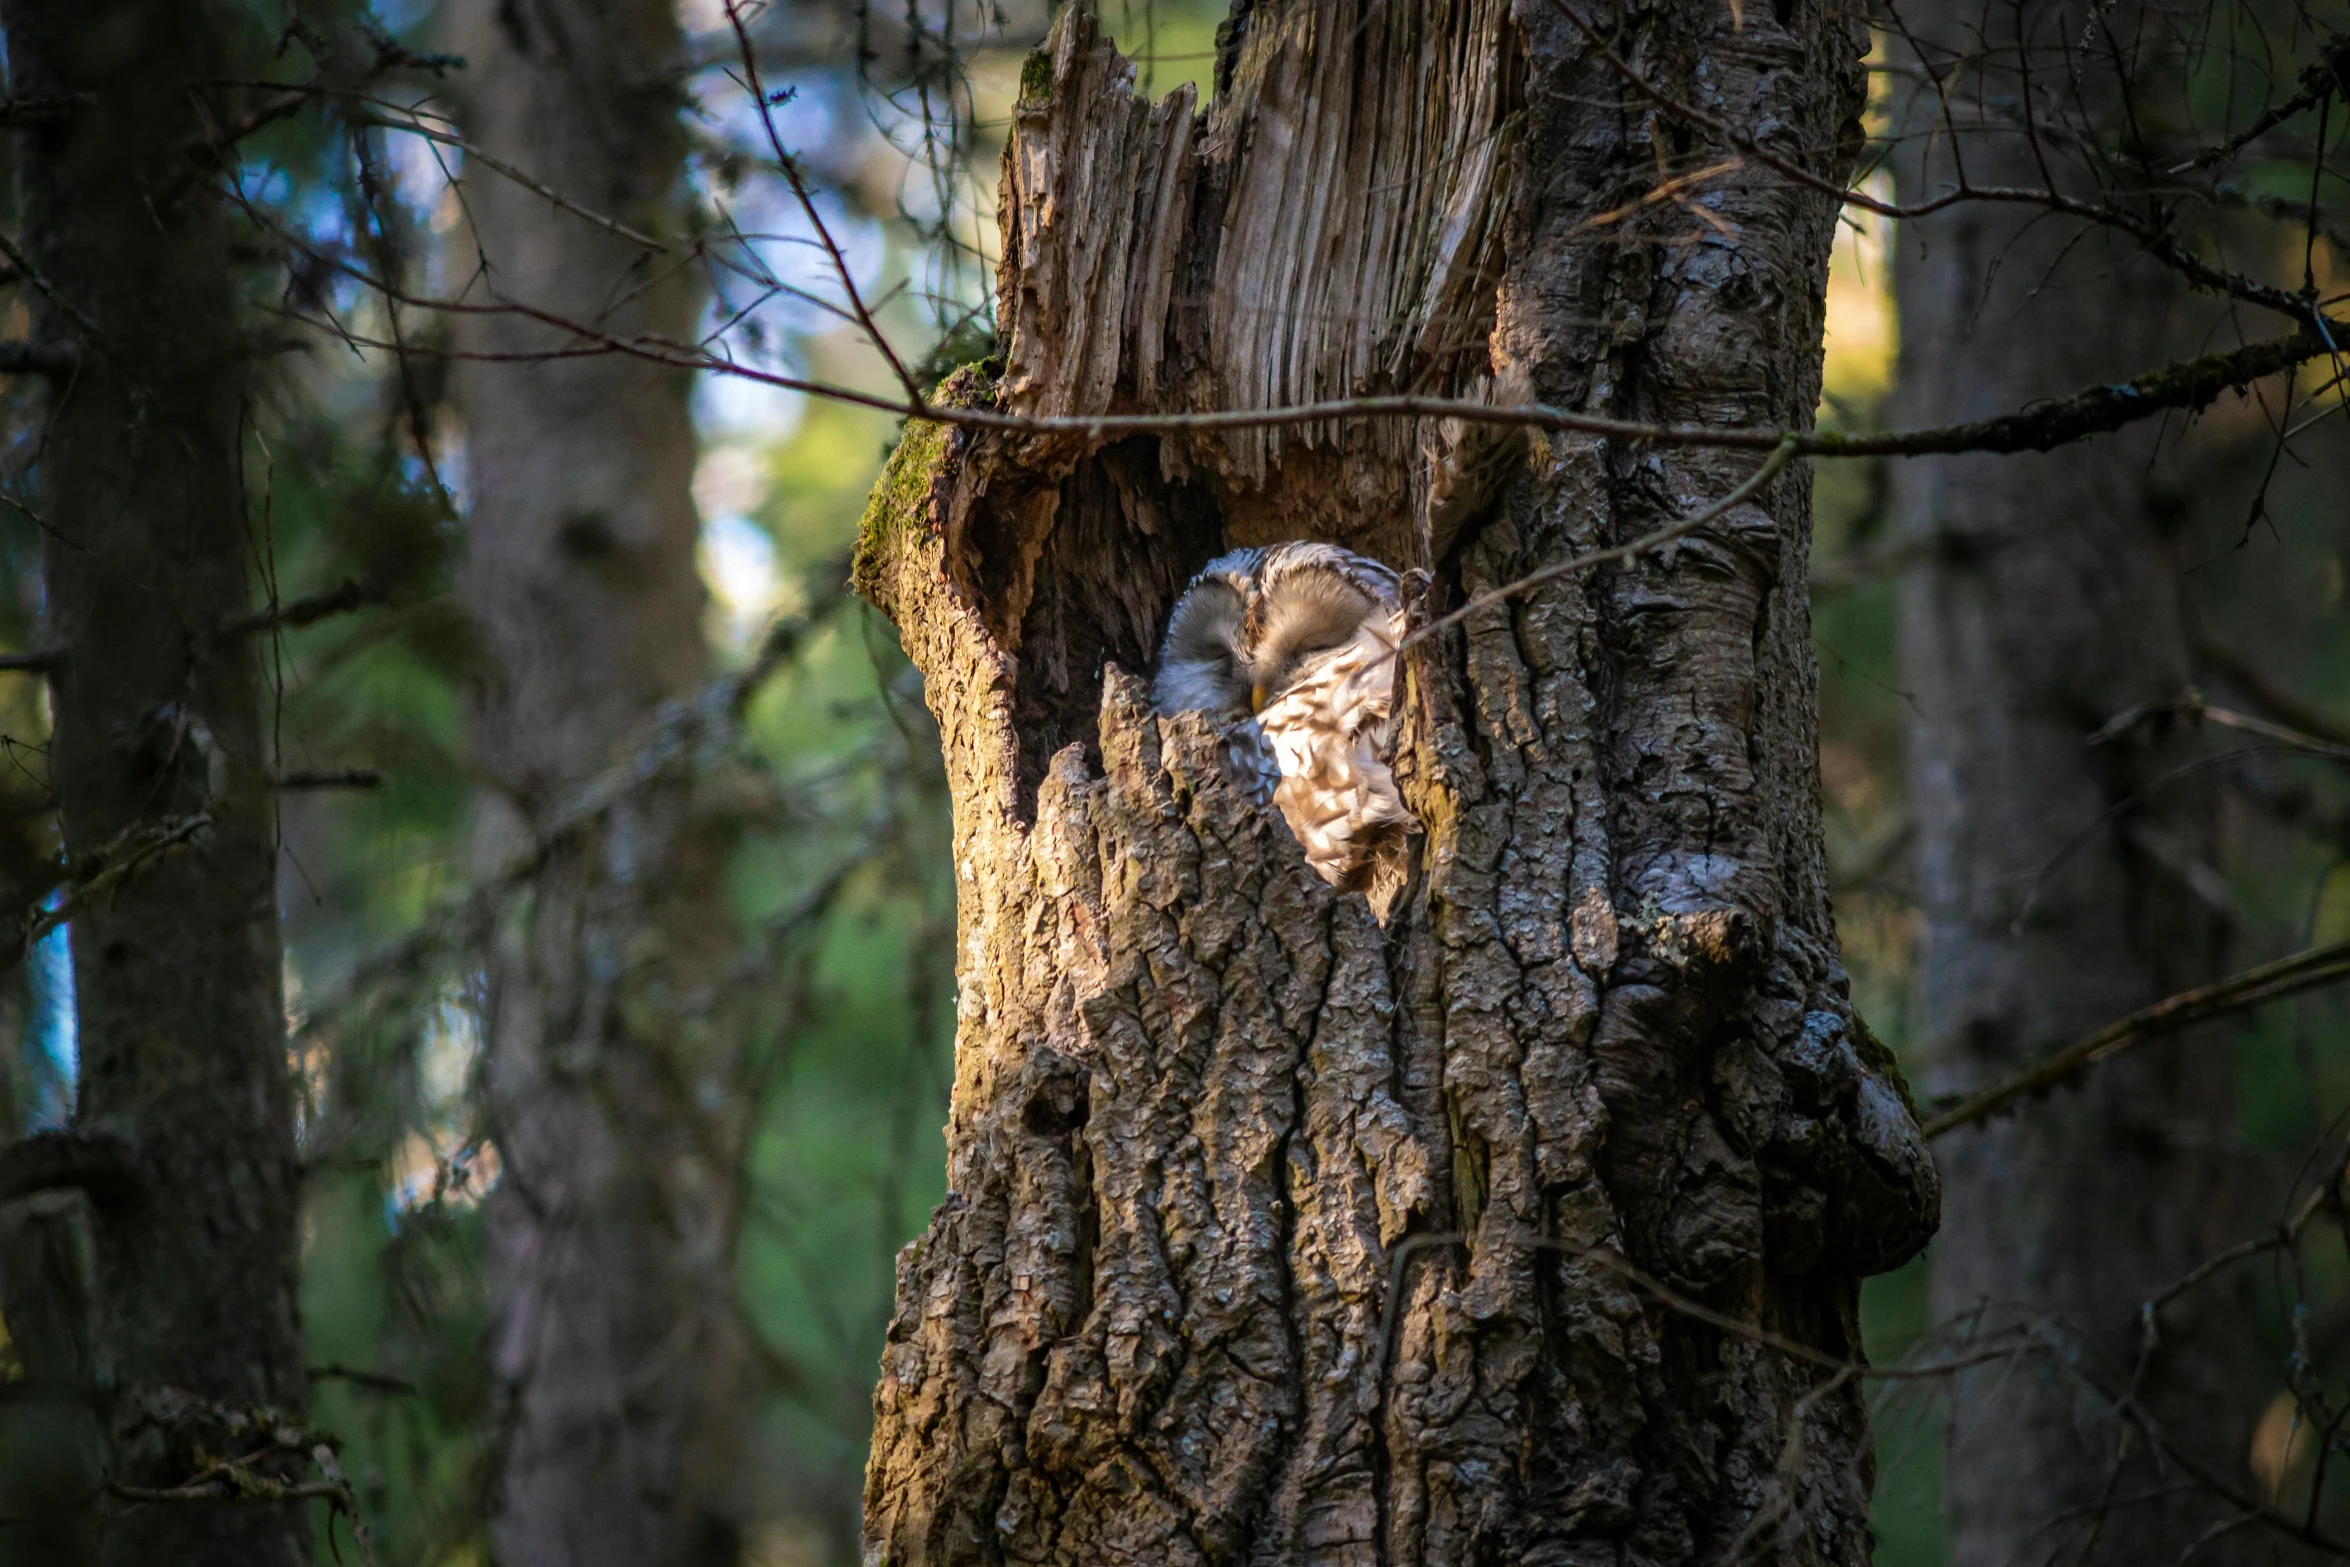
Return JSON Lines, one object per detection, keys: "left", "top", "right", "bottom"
{"left": 997, "top": 0, "right": 1516, "bottom": 520}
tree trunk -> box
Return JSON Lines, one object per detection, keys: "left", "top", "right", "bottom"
{"left": 1888, "top": 6, "right": 2253, "bottom": 1563}
{"left": 448, "top": 3, "right": 752, "bottom": 1563}
{"left": 854, "top": 5, "right": 1939, "bottom": 1563}
{"left": 0, "top": 4, "right": 307, "bottom": 1565}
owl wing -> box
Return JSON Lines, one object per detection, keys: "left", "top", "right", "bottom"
{"left": 1257, "top": 618, "right": 1415, "bottom": 888}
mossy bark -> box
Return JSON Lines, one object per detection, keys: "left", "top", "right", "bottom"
{"left": 856, "top": 5, "right": 1938, "bottom": 1564}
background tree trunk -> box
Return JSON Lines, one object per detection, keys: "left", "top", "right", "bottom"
{"left": 449, "top": 3, "right": 753, "bottom": 1562}
{"left": 1888, "top": 4, "right": 2253, "bottom": 1560}
{"left": 855, "top": 5, "right": 1938, "bottom": 1563}
{"left": 0, "top": 3, "right": 307, "bottom": 1564}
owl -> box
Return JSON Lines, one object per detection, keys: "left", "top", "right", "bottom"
{"left": 1152, "top": 542, "right": 1416, "bottom": 891}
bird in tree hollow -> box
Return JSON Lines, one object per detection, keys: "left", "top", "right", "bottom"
{"left": 1152, "top": 542, "right": 1418, "bottom": 891}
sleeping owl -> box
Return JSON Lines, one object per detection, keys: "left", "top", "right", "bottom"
{"left": 1151, "top": 542, "right": 1416, "bottom": 891}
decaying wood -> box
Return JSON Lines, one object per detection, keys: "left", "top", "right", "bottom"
{"left": 856, "top": 4, "right": 1938, "bottom": 1562}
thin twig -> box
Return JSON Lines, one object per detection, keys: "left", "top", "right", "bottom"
{"left": 2167, "top": 43, "right": 2350, "bottom": 172}
{"left": 2192, "top": 638, "right": 2350, "bottom": 747}
{"left": 2146, "top": 1185, "right": 2330, "bottom": 1319}
{"left": 1370, "top": 1226, "right": 2037, "bottom": 1391}
{"left": 722, "top": 0, "right": 921, "bottom": 398}
{"left": 2199, "top": 704, "right": 2350, "bottom": 763}
{"left": 8, "top": 813, "right": 214, "bottom": 965}
{"left": 1924, "top": 939, "right": 2350, "bottom": 1137}
{"left": 1398, "top": 436, "right": 1801, "bottom": 658}
{"left": 355, "top": 114, "right": 669, "bottom": 252}
{"left": 0, "top": 340, "right": 76, "bottom": 377}
{"left": 244, "top": 170, "right": 2345, "bottom": 462}
{"left": 275, "top": 769, "right": 383, "bottom": 791}
{"left": 280, "top": 276, "right": 2342, "bottom": 460}
{"left": 1543, "top": 0, "right": 2316, "bottom": 324}
{"left": 219, "top": 576, "right": 388, "bottom": 639}
{"left": 306, "top": 1362, "right": 418, "bottom": 1397}
{"left": 0, "top": 93, "right": 92, "bottom": 125}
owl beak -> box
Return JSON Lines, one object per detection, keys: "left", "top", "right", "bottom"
{"left": 1249, "top": 681, "right": 1268, "bottom": 714}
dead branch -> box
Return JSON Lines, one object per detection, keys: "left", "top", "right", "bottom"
{"left": 1545, "top": 0, "right": 2325, "bottom": 325}
{"left": 2193, "top": 637, "right": 2350, "bottom": 748}
{"left": 1924, "top": 938, "right": 2350, "bottom": 1137}
{"left": 0, "top": 812, "right": 213, "bottom": 974}
{"left": 274, "top": 769, "right": 383, "bottom": 791}
{"left": 1397, "top": 436, "right": 1800, "bottom": 656}
{"left": 219, "top": 575, "right": 391, "bottom": 639}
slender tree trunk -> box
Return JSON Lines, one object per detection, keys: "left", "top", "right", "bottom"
{"left": 855, "top": 5, "right": 1938, "bottom": 1563}
{"left": 448, "top": 4, "right": 752, "bottom": 1563}
{"left": 0, "top": 4, "right": 307, "bottom": 1565}
{"left": 1888, "top": 5, "right": 2251, "bottom": 1561}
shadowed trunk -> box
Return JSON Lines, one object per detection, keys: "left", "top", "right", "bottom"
{"left": 855, "top": 5, "right": 1939, "bottom": 1563}
{"left": 449, "top": 2, "right": 752, "bottom": 1562}
{"left": 0, "top": 3, "right": 306, "bottom": 1564}
{"left": 1889, "top": 3, "right": 2253, "bottom": 1560}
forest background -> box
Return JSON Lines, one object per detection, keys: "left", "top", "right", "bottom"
{"left": 0, "top": 0, "right": 2344, "bottom": 1563}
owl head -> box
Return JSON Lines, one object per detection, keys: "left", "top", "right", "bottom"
{"left": 1153, "top": 545, "right": 1401, "bottom": 719}
{"left": 1152, "top": 543, "right": 1414, "bottom": 891}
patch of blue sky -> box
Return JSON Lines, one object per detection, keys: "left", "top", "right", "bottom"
{"left": 24, "top": 895, "right": 74, "bottom": 1131}
{"left": 704, "top": 215, "right": 890, "bottom": 369}
{"left": 693, "top": 62, "right": 842, "bottom": 165}
{"left": 372, "top": 0, "right": 436, "bottom": 33}
{"left": 381, "top": 119, "right": 460, "bottom": 221}
{"left": 695, "top": 367, "right": 807, "bottom": 445}
{"left": 290, "top": 179, "right": 354, "bottom": 250}
{"left": 237, "top": 159, "right": 296, "bottom": 210}
{"left": 702, "top": 511, "right": 783, "bottom": 652}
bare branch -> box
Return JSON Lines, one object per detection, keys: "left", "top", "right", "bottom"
{"left": 2193, "top": 636, "right": 2350, "bottom": 748}
{"left": 0, "top": 94, "right": 91, "bottom": 126}
{"left": 219, "top": 576, "right": 389, "bottom": 639}
{"left": 0, "top": 1128, "right": 137, "bottom": 1205}
{"left": 0, "top": 340, "right": 75, "bottom": 377}
{"left": 1400, "top": 437, "right": 1801, "bottom": 657}
{"left": 274, "top": 768, "right": 382, "bottom": 791}
{"left": 247, "top": 161, "right": 2346, "bottom": 464}
{"left": 2167, "top": 40, "right": 2350, "bottom": 172}
{"left": 2196, "top": 703, "right": 2350, "bottom": 763}
{"left": 282, "top": 279, "right": 2346, "bottom": 462}
{"left": 2146, "top": 1185, "right": 2331, "bottom": 1319}
{"left": 1923, "top": 938, "right": 2350, "bottom": 1137}
{"left": 305, "top": 1363, "right": 418, "bottom": 1397}
{"left": 0, "top": 813, "right": 212, "bottom": 975}
{"left": 355, "top": 112, "right": 671, "bottom": 252}
{"left": 2090, "top": 688, "right": 2350, "bottom": 762}
{"left": 1372, "top": 1227, "right": 2038, "bottom": 1392}
{"left": 1545, "top": 0, "right": 2320, "bottom": 324}
{"left": 720, "top": 0, "right": 921, "bottom": 399}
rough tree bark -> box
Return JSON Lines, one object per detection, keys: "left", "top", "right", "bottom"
{"left": 0, "top": 4, "right": 308, "bottom": 1565}
{"left": 449, "top": 2, "right": 753, "bottom": 1563}
{"left": 1889, "top": 4, "right": 2253, "bottom": 1562}
{"left": 854, "top": 5, "right": 1939, "bottom": 1563}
